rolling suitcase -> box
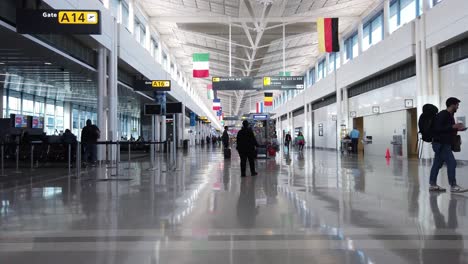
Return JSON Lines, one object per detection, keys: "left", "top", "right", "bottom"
{"left": 224, "top": 148, "right": 231, "bottom": 159}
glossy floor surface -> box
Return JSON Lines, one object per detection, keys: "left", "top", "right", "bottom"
{"left": 1, "top": 146, "right": 468, "bottom": 263}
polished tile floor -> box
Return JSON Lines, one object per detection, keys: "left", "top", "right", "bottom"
{"left": 1, "top": 146, "right": 468, "bottom": 263}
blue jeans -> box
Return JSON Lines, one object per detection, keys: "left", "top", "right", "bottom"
{"left": 430, "top": 143, "right": 456, "bottom": 186}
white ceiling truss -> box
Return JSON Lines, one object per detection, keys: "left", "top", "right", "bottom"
{"left": 140, "top": 0, "right": 383, "bottom": 116}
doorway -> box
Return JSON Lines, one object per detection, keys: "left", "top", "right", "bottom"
{"left": 353, "top": 117, "right": 364, "bottom": 154}
{"left": 407, "top": 108, "right": 418, "bottom": 158}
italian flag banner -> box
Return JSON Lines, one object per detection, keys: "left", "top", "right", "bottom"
{"left": 193, "top": 53, "right": 210, "bottom": 78}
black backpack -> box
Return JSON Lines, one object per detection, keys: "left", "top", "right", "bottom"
{"left": 418, "top": 104, "right": 439, "bottom": 142}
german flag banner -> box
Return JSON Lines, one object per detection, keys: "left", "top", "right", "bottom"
{"left": 264, "top": 92, "right": 273, "bottom": 107}
{"left": 317, "top": 18, "right": 339, "bottom": 53}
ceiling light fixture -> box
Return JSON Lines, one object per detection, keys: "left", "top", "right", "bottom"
{"left": 256, "top": 0, "right": 274, "bottom": 6}
{"left": 44, "top": 62, "right": 52, "bottom": 65}
{"left": 0, "top": 62, "right": 4, "bottom": 65}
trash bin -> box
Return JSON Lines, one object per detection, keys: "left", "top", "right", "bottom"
{"left": 183, "top": 139, "right": 189, "bottom": 150}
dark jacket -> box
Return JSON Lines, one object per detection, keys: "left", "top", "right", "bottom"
{"left": 62, "top": 132, "right": 77, "bottom": 144}
{"left": 236, "top": 127, "right": 258, "bottom": 153}
{"left": 432, "top": 110, "right": 456, "bottom": 145}
{"left": 285, "top": 134, "right": 292, "bottom": 142}
{"left": 222, "top": 130, "right": 229, "bottom": 147}
{"left": 81, "top": 125, "right": 100, "bottom": 144}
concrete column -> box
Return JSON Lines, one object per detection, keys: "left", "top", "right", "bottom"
{"left": 326, "top": 53, "right": 331, "bottom": 74}
{"left": 290, "top": 112, "right": 295, "bottom": 136}
{"left": 340, "top": 38, "right": 345, "bottom": 66}
{"left": 335, "top": 74, "right": 342, "bottom": 151}
{"left": 342, "top": 87, "right": 349, "bottom": 130}
{"left": 97, "top": 46, "right": 107, "bottom": 161}
{"left": 161, "top": 115, "right": 167, "bottom": 143}
{"left": 383, "top": 0, "right": 390, "bottom": 38}
{"left": 304, "top": 104, "right": 308, "bottom": 147}
{"left": 0, "top": 74, "right": 5, "bottom": 118}
{"left": 357, "top": 22, "right": 364, "bottom": 55}
{"left": 178, "top": 105, "right": 185, "bottom": 148}
{"left": 155, "top": 115, "right": 160, "bottom": 150}
{"left": 432, "top": 47, "right": 441, "bottom": 109}
{"left": 108, "top": 19, "right": 119, "bottom": 160}
{"left": 128, "top": 0, "right": 135, "bottom": 34}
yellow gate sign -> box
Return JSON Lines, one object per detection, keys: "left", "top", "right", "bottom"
{"left": 58, "top": 11, "right": 99, "bottom": 24}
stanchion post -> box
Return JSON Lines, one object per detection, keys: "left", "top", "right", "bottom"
{"left": 116, "top": 141, "right": 120, "bottom": 177}
{"left": 15, "top": 145, "right": 20, "bottom": 172}
{"left": 76, "top": 142, "right": 81, "bottom": 176}
{"left": 30, "top": 144, "right": 34, "bottom": 170}
{"left": 68, "top": 144, "right": 71, "bottom": 174}
{"left": 1, "top": 144, "right": 5, "bottom": 177}
{"left": 128, "top": 141, "right": 131, "bottom": 170}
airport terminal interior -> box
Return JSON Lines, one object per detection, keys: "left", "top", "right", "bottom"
{"left": 1, "top": 0, "right": 468, "bottom": 263}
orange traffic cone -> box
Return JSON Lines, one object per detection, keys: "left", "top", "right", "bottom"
{"left": 385, "top": 148, "right": 391, "bottom": 159}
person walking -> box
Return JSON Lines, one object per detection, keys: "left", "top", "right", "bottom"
{"left": 222, "top": 126, "right": 230, "bottom": 149}
{"left": 296, "top": 132, "right": 305, "bottom": 151}
{"left": 350, "top": 127, "right": 360, "bottom": 154}
{"left": 81, "top": 119, "right": 100, "bottom": 165}
{"left": 284, "top": 132, "right": 292, "bottom": 151}
{"left": 236, "top": 120, "right": 258, "bottom": 177}
{"left": 429, "top": 97, "right": 467, "bottom": 193}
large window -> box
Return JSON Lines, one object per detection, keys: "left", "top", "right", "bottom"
{"left": 344, "top": 33, "right": 359, "bottom": 62}
{"left": 389, "top": 0, "right": 419, "bottom": 33}
{"left": 317, "top": 60, "right": 326, "bottom": 81}
{"left": 363, "top": 12, "right": 384, "bottom": 51}
{"left": 308, "top": 68, "right": 315, "bottom": 86}
{"left": 134, "top": 19, "right": 146, "bottom": 45}
{"left": 121, "top": 0, "right": 130, "bottom": 30}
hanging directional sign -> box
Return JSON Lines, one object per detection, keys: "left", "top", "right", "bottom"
{"left": 16, "top": 9, "right": 102, "bottom": 34}
{"left": 144, "top": 104, "right": 161, "bottom": 115}
{"left": 134, "top": 80, "right": 171, "bottom": 92}
{"left": 263, "top": 76, "right": 304, "bottom": 90}
{"left": 212, "top": 77, "right": 254, "bottom": 90}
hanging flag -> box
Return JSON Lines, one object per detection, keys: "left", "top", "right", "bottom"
{"left": 260, "top": 102, "right": 264, "bottom": 113}
{"left": 256, "top": 102, "right": 260, "bottom": 113}
{"left": 264, "top": 92, "right": 273, "bottom": 106}
{"left": 317, "top": 18, "right": 339, "bottom": 53}
{"left": 207, "top": 84, "right": 213, "bottom": 90}
{"left": 213, "top": 98, "right": 221, "bottom": 110}
{"left": 193, "top": 53, "right": 210, "bottom": 78}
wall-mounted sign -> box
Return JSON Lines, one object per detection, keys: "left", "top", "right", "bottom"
{"left": 404, "top": 99, "right": 414, "bottom": 108}
{"left": 332, "top": 115, "right": 337, "bottom": 121}
{"left": 135, "top": 80, "right": 171, "bottom": 92}
{"left": 212, "top": 77, "right": 254, "bottom": 90}
{"left": 263, "top": 76, "right": 304, "bottom": 90}
{"left": 252, "top": 114, "right": 268, "bottom": 120}
{"left": 166, "top": 102, "right": 182, "bottom": 114}
{"left": 349, "top": 111, "right": 357, "bottom": 118}
{"left": 318, "top": 124, "right": 324, "bottom": 136}
{"left": 16, "top": 9, "right": 102, "bottom": 34}
{"left": 144, "top": 104, "right": 161, "bottom": 115}
{"left": 372, "top": 106, "right": 380, "bottom": 114}
{"left": 223, "top": 116, "right": 239, "bottom": 121}
{"left": 190, "top": 113, "right": 196, "bottom": 126}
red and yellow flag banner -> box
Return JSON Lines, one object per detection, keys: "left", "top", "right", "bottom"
{"left": 317, "top": 18, "right": 339, "bottom": 53}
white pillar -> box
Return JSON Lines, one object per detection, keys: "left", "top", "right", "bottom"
{"left": 342, "top": 87, "right": 349, "bottom": 130}
{"left": 335, "top": 73, "right": 342, "bottom": 151}
{"left": 326, "top": 53, "right": 331, "bottom": 74}
{"left": 108, "top": 19, "right": 119, "bottom": 159}
{"left": 357, "top": 22, "right": 364, "bottom": 55}
{"left": 128, "top": 0, "right": 135, "bottom": 34}
{"left": 340, "top": 38, "right": 345, "bottom": 66}
{"left": 97, "top": 46, "right": 107, "bottom": 161}
{"left": 383, "top": 0, "right": 390, "bottom": 38}
{"left": 178, "top": 105, "right": 185, "bottom": 148}
{"left": 432, "top": 47, "right": 441, "bottom": 109}
{"left": 155, "top": 115, "right": 160, "bottom": 150}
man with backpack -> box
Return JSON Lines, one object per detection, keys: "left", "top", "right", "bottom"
{"left": 427, "top": 97, "right": 466, "bottom": 192}
{"left": 81, "top": 119, "right": 100, "bottom": 165}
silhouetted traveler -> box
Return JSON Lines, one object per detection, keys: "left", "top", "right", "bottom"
{"left": 236, "top": 120, "right": 258, "bottom": 177}
{"left": 81, "top": 119, "right": 100, "bottom": 165}
{"left": 222, "top": 126, "right": 229, "bottom": 148}
{"left": 429, "top": 97, "right": 466, "bottom": 193}
{"left": 284, "top": 132, "right": 292, "bottom": 151}
{"left": 350, "top": 128, "right": 360, "bottom": 154}
{"left": 62, "top": 129, "right": 77, "bottom": 145}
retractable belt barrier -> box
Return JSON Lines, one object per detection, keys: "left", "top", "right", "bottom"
{"left": 0, "top": 141, "right": 166, "bottom": 178}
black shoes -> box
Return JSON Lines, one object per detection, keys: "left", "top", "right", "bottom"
{"left": 252, "top": 172, "right": 258, "bottom": 176}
